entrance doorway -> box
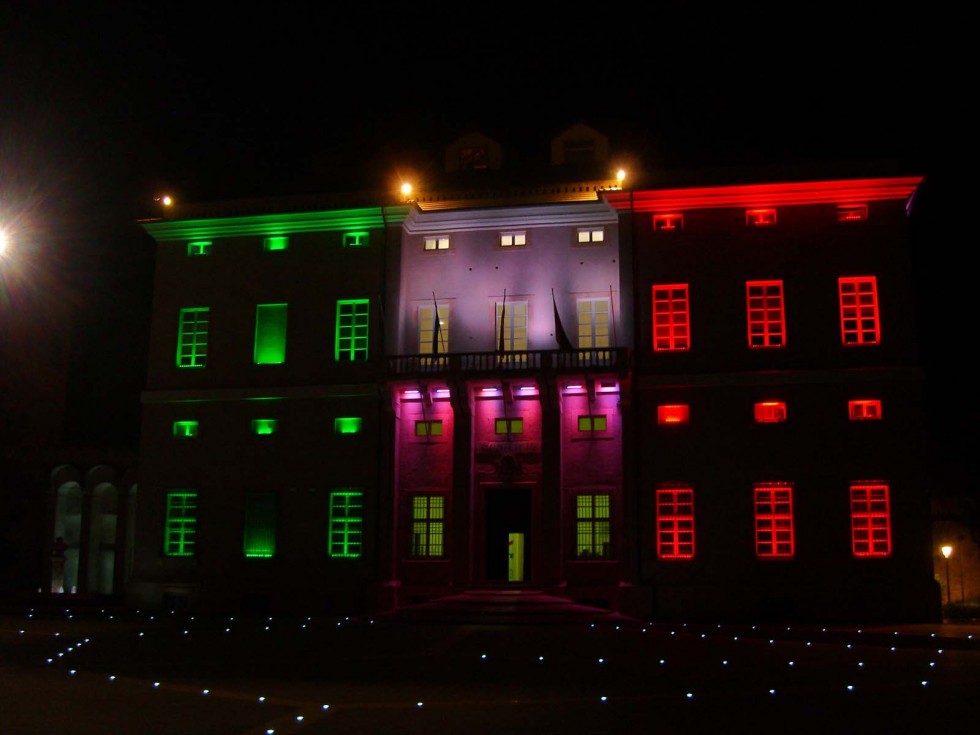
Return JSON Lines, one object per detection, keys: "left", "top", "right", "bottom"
{"left": 485, "top": 486, "right": 531, "bottom": 582}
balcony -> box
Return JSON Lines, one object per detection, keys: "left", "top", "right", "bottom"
{"left": 387, "top": 348, "right": 630, "bottom": 380}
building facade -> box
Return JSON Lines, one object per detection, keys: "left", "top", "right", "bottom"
{"left": 126, "top": 127, "right": 940, "bottom": 622}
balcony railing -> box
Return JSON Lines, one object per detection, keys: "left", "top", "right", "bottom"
{"left": 387, "top": 348, "right": 630, "bottom": 379}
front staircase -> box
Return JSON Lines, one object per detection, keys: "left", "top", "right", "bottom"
{"left": 388, "top": 589, "right": 639, "bottom": 625}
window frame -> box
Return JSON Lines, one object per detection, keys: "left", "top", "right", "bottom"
{"left": 850, "top": 483, "right": 892, "bottom": 557}
{"left": 499, "top": 232, "right": 527, "bottom": 248}
{"left": 410, "top": 494, "right": 446, "bottom": 558}
{"left": 494, "top": 417, "right": 523, "bottom": 435}
{"left": 187, "top": 241, "right": 212, "bottom": 256}
{"left": 575, "top": 228, "right": 605, "bottom": 245}
{"left": 253, "top": 303, "right": 287, "bottom": 365}
{"left": 342, "top": 231, "right": 370, "bottom": 248}
{"left": 164, "top": 490, "right": 198, "bottom": 557}
{"left": 577, "top": 415, "right": 608, "bottom": 433}
{"left": 335, "top": 299, "right": 370, "bottom": 361}
{"left": 838, "top": 276, "right": 880, "bottom": 346}
{"left": 754, "top": 483, "right": 795, "bottom": 559}
{"left": 575, "top": 493, "right": 612, "bottom": 559}
{"left": 243, "top": 491, "right": 277, "bottom": 559}
{"left": 176, "top": 307, "right": 210, "bottom": 368}
{"left": 173, "top": 420, "right": 199, "bottom": 439}
{"left": 328, "top": 490, "right": 363, "bottom": 558}
{"left": 848, "top": 399, "right": 882, "bottom": 421}
{"left": 415, "top": 419, "right": 444, "bottom": 437}
{"left": 652, "top": 284, "right": 690, "bottom": 352}
{"left": 656, "top": 486, "right": 695, "bottom": 560}
{"left": 423, "top": 236, "right": 450, "bottom": 251}
{"left": 746, "top": 280, "right": 786, "bottom": 349}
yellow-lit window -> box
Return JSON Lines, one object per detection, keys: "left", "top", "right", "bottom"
{"left": 415, "top": 420, "right": 443, "bottom": 437}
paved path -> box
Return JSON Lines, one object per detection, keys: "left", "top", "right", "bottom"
{"left": 2, "top": 606, "right": 978, "bottom": 734}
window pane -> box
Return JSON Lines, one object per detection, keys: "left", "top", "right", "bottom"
{"left": 254, "top": 303, "right": 287, "bottom": 364}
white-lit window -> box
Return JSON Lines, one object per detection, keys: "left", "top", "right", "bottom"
{"left": 424, "top": 236, "right": 450, "bottom": 251}
{"left": 500, "top": 232, "right": 526, "bottom": 248}
{"left": 576, "top": 228, "right": 605, "bottom": 244}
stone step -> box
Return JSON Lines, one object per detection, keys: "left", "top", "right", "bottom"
{"left": 391, "top": 589, "right": 636, "bottom": 625}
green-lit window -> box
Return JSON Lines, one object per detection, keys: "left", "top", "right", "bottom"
{"left": 343, "top": 232, "right": 369, "bottom": 248}
{"left": 335, "top": 299, "right": 369, "bottom": 361}
{"left": 251, "top": 418, "right": 278, "bottom": 435}
{"left": 494, "top": 418, "right": 523, "bottom": 434}
{"left": 411, "top": 495, "right": 445, "bottom": 557}
{"left": 176, "top": 307, "right": 209, "bottom": 368}
{"left": 243, "top": 492, "right": 277, "bottom": 558}
{"left": 254, "top": 303, "right": 287, "bottom": 365}
{"left": 415, "top": 420, "right": 443, "bottom": 437}
{"left": 173, "top": 420, "right": 199, "bottom": 439}
{"left": 263, "top": 236, "right": 289, "bottom": 252}
{"left": 576, "top": 494, "right": 611, "bottom": 559}
{"left": 578, "top": 415, "right": 607, "bottom": 432}
{"left": 187, "top": 241, "right": 212, "bottom": 256}
{"left": 334, "top": 417, "right": 363, "bottom": 434}
{"left": 328, "top": 490, "right": 363, "bottom": 558}
{"left": 164, "top": 491, "right": 198, "bottom": 557}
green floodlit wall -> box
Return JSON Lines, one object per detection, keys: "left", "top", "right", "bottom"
{"left": 243, "top": 492, "right": 277, "bottom": 558}
{"left": 254, "top": 304, "right": 287, "bottom": 364}
{"left": 141, "top": 206, "right": 411, "bottom": 242}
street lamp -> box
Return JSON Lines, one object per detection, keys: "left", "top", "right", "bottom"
{"left": 941, "top": 545, "right": 953, "bottom": 605}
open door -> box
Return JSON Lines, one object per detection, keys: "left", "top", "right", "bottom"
{"left": 485, "top": 486, "right": 531, "bottom": 582}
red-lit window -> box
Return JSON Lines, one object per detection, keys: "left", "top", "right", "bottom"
{"left": 656, "top": 486, "right": 695, "bottom": 559}
{"left": 850, "top": 483, "right": 891, "bottom": 557}
{"left": 746, "top": 280, "right": 785, "bottom": 348}
{"left": 754, "top": 484, "right": 794, "bottom": 558}
{"left": 746, "top": 208, "right": 777, "bottom": 227}
{"left": 837, "top": 204, "right": 868, "bottom": 222}
{"left": 658, "top": 404, "right": 690, "bottom": 425}
{"left": 839, "top": 276, "right": 880, "bottom": 345}
{"left": 653, "top": 213, "right": 684, "bottom": 231}
{"left": 848, "top": 399, "right": 882, "bottom": 421}
{"left": 754, "top": 401, "right": 786, "bottom": 423}
{"left": 652, "top": 284, "right": 690, "bottom": 351}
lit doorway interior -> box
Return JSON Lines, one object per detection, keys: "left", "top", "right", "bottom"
{"left": 485, "top": 486, "right": 531, "bottom": 583}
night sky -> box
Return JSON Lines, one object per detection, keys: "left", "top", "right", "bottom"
{"left": 1, "top": 4, "right": 968, "bottom": 491}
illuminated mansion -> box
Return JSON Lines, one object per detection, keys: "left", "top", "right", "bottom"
{"left": 99, "top": 125, "right": 937, "bottom": 621}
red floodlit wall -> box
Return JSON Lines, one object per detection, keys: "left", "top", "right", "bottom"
{"left": 395, "top": 398, "right": 455, "bottom": 492}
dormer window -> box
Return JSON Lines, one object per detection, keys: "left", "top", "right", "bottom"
{"left": 459, "top": 146, "right": 488, "bottom": 171}
{"left": 563, "top": 138, "right": 596, "bottom": 164}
